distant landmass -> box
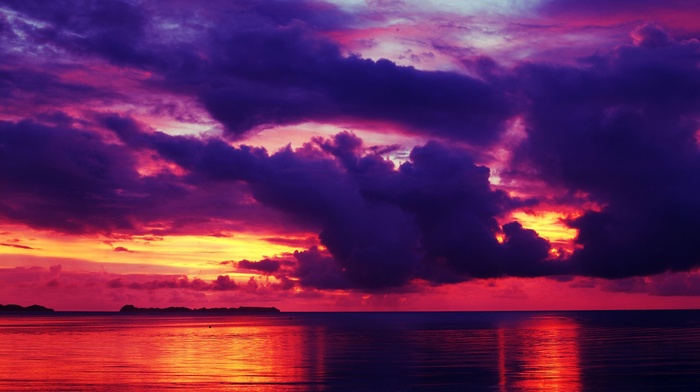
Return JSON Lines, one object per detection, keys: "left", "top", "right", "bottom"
{"left": 0, "top": 304, "right": 54, "bottom": 312}
{"left": 119, "top": 305, "right": 280, "bottom": 314}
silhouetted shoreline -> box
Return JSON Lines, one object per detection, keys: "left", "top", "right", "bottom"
{"left": 0, "top": 304, "right": 54, "bottom": 312}
{"left": 119, "top": 304, "right": 280, "bottom": 314}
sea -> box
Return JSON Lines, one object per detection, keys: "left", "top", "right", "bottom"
{"left": 0, "top": 310, "right": 699, "bottom": 391}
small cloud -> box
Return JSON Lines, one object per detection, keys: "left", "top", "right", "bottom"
{"left": 631, "top": 23, "right": 673, "bottom": 48}
{"left": 263, "top": 236, "right": 318, "bottom": 248}
{"left": 114, "top": 275, "right": 239, "bottom": 291}
{"left": 46, "top": 279, "right": 60, "bottom": 287}
{"left": 0, "top": 243, "right": 37, "bottom": 250}
{"left": 212, "top": 275, "right": 238, "bottom": 290}
{"left": 494, "top": 283, "right": 528, "bottom": 299}
{"left": 209, "top": 232, "right": 233, "bottom": 238}
{"left": 140, "top": 236, "right": 163, "bottom": 242}
{"left": 113, "top": 246, "right": 134, "bottom": 253}
{"left": 237, "top": 259, "right": 281, "bottom": 274}
{"left": 107, "top": 278, "right": 125, "bottom": 288}
{"left": 568, "top": 277, "right": 597, "bottom": 288}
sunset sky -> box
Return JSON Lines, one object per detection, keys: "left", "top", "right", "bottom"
{"left": 1, "top": 0, "right": 700, "bottom": 311}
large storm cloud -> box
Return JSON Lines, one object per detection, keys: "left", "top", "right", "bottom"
{"left": 510, "top": 24, "right": 700, "bottom": 278}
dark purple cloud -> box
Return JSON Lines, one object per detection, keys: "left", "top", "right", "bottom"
{"left": 541, "top": 0, "right": 699, "bottom": 20}
{"left": 193, "top": 0, "right": 355, "bottom": 32}
{"left": 2, "top": 0, "right": 513, "bottom": 144}
{"left": 107, "top": 121, "right": 556, "bottom": 289}
{"left": 535, "top": 0, "right": 700, "bottom": 50}
{"left": 510, "top": 25, "right": 700, "bottom": 279}
{"left": 0, "top": 119, "right": 142, "bottom": 233}
{"left": 0, "top": 117, "right": 288, "bottom": 236}
{"left": 197, "top": 30, "right": 512, "bottom": 143}
{"left": 238, "top": 259, "right": 281, "bottom": 274}
{"left": 631, "top": 23, "right": 675, "bottom": 48}
{"left": 598, "top": 273, "right": 700, "bottom": 297}
{"left": 1, "top": 0, "right": 161, "bottom": 68}
{"left": 0, "top": 67, "right": 118, "bottom": 119}
{"left": 293, "top": 246, "right": 352, "bottom": 290}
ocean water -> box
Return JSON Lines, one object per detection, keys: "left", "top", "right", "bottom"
{"left": 0, "top": 311, "right": 699, "bottom": 391}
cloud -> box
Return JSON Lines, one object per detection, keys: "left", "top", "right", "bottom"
{"left": 631, "top": 23, "right": 674, "bottom": 48}
{"left": 510, "top": 25, "right": 700, "bottom": 279}
{"left": 262, "top": 236, "right": 318, "bottom": 248}
{"left": 109, "top": 122, "right": 561, "bottom": 288}
{"left": 237, "top": 259, "right": 281, "bottom": 274}
{"left": 0, "top": 263, "right": 303, "bottom": 310}
{"left": 1, "top": 0, "right": 158, "bottom": 68}
{"left": 293, "top": 246, "right": 352, "bottom": 290}
{"left": 2, "top": 1, "right": 700, "bottom": 297}
{"left": 0, "top": 116, "right": 290, "bottom": 236}
{"left": 195, "top": 31, "right": 513, "bottom": 143}
{"left": 48, "top": 264, "right": 62, "bottom": 278}
{"left": 0, "top": 243, "right": 36, "bottom": 250}
{"left": 0, "top": 68, "right": 116, "bottom": 116}
{"left": 598, "top": 271, "right": 700, "bottom": 296}
{"left": 211, "top": 275, "right": 238, "bottom": 291}
{"left": 2, "top": 0, "right": 513, "bottom": 144}
{"left": 0, "top": 119, "right": 142, "bottom": 233}
{"left": 109, "top": 275, "right": 239, "bottom": 291}
{"left": 541, "top": 0, "right": 700, "bottom": 16}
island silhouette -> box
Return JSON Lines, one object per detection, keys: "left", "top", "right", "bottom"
{"left": 0, "top": 304, "right": 54, "bottom": 312}
{"left": 119, "top": 305, "right": 280, "bottom": 314}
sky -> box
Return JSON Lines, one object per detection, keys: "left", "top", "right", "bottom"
{"left": 1, "top": 0, "right": 700, "bottom": 311}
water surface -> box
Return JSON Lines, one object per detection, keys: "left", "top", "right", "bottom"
{"left": 1, "top": 310, "right": 698, "bottom": 391}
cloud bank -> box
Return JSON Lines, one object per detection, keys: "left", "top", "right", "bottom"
{"left": 1, "top": 0, "right": 699, "bottom": 298}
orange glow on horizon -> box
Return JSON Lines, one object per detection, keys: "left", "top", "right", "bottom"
{"left": 504, "top": 210, "right": 579, "bottom": 255}
{"left": 0, "top": 225, "right": 301, "bottom": 274}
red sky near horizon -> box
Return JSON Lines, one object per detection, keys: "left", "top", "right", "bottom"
{"left": 1, "top": 0, "right": 700, "bottom": 311}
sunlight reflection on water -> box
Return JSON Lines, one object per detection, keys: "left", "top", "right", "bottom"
{"left": 499, "top": 316, "right": 581, "bottom": 392}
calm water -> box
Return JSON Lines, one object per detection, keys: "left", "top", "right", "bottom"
{"left": 0, "top": 311, "right": 699, "bottom": 391}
